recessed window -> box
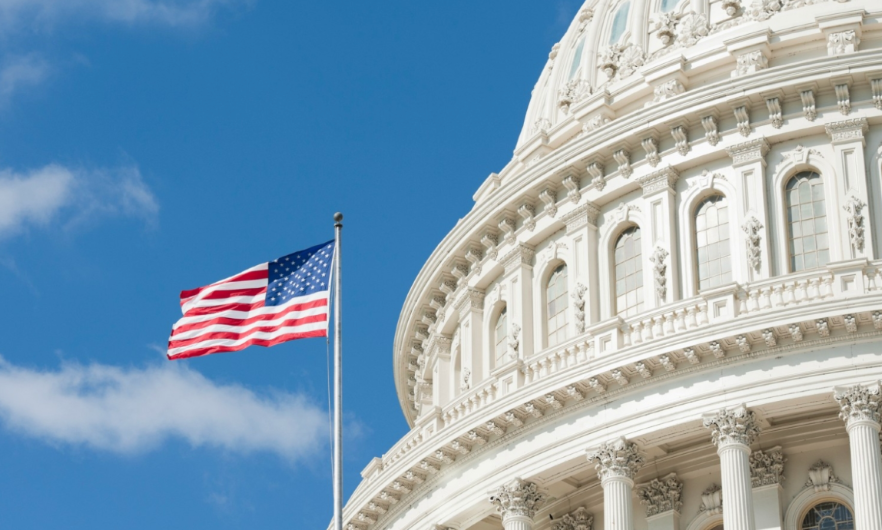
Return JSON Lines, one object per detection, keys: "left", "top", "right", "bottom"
{"left": 801, "top": 502, "right": 854, "bottom": 530}
{"left": 696, "top": 195, "right": 732, "bottom": 290}
{"left": 609, "top": 1, "right": 631, "bottom": 43}
{"left": 786, "top": 171, "right": 829, "bottom": 271}
{"left": 569, "top": 37, "right": 585, "bottom": 79}
{"left": 614, "top": 226, "right": 643, "bottom": 317}
{"left": 495, "top": 307, "right": 508, "bottom": 365}
{"left": 660, "top": 0, "right": 679, "bottom": 12}
{"left": 547, "top": 264, "right": 569, "bottom": 347}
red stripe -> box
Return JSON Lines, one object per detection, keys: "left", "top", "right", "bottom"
{"left": 183, "top": 300, "right": 266, "bottom": 317}
{"left": 167, "top": 330, "right": 328, "bottom": 360}
{"left": 179, "top": 269, "right": 269, "bottom": 302}
{"left": 173, "top": 298, "right": 328, "bottom": 335}
{"left": 168, "top": 314, "right": 328, "bottom": 349}
{"left": 193, "top": 286, "right": 266, "bottom": 301}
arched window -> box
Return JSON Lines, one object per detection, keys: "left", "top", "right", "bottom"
{"left": 786, "top": 171, "right": 830, "bottom": 271}
{"left": 696, "top": 195, "right": 732, "bottom": 290}
{"left": 569, "top": 36, "right": 585, "bottom": 79}
{"left": 660, "top": 0, "right": 680, "bottom": 11}
{"left": 615, "top": 226, "right": 644, "bottom": 317}
{"left": 610, "top": 1, "right": 631, "bottom": 43}
{"left": 495, "top": 307, "right": 508, "bottom": 365}
{"left": 547, "top": 264, "right": 569, "bottom": 347}
{"left": 801, "top": 502, "right": 854, "bottom": 529}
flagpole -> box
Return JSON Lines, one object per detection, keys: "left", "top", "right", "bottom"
{"left": 332, "top": 212, "right": 344, "bottom": 530}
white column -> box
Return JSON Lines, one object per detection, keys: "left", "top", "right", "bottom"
{"left": 825, "top": 118, "right": 873, "bottom": 261}
{"left": 456, "top": 288, "right": 486, "bottom": 385}
{"left": 703, "top": 405, "right": 760, "bottom": 530}
{"left": 561, "top": 201, "right": 601, "bottom": 326}
{"left": 500, "top": 244, "right": 536, "bottom": 359}
{"left": 834, "top": 383, "right": 882, "bottom": 530}
{"left": 588, "top": 437, "right": 645, "bottom": 530}
{"left": 490, "top": 478, "right": 546, "bottom": 530}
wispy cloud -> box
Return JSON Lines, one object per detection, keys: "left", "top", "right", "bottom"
{"left": 0, "top": 54, "right": 50, "bottom": 106}
{"left": 0, "top": 163, "right": 158, "bottom": 239}
{"left": 0, "top": 0, "right": 249, "bottom": 29}
{"left": 0, "top": 356, "right": 327, "bottom": 461}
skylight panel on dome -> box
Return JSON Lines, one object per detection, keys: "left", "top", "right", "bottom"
{"left": 609, "top": 1, "right": 630, "bottom": 43}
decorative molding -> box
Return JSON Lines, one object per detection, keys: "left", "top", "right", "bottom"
{"left": 800, "top": 89, "right": 817, "bottom": 121}
{"left": 742, "top": 215, "right": 763, "bottom": 272}
{"left": 702, "top": 404, "right": 760, "bottom": 447}
{"left": 827, "top": 30, "right": 858, "bottom": 56}
{"left": 481, "top": 231, "right": 499, "bottom": 261}
{"left": 826, "top": 118, "right": 867, "bottom": 144}
{"left": 699, "top": 484, "right": 723, "bottom": 514}
{"left": 766, "top": 97, "right": 783, "bottom": 128}
{"left": 734, "top": 105, "right": 751, "bottom": 136}
{"left": 727, "top": 138, "right": 770, "bottom": 166}
{"left": 642, "top": 137, "right": 661, "bottom": 167}
{"left": 671, "top": 125, "right": 689, "bottom": 155}
{"left": 750, "top": 446, "right": 785, "bottom": 487}
{"left": 652, "top": 80, "right": 686, "bottom": 104}
{"left": 501, "top": 244, "right": 536, "bottom": 274}
{"left": 539, "top": 187, "right": 558, "bottom": 218}
{"left": 805, "top": 460, "right": 838, "bottom": 492}
{"left": 834, "top": 83, "right": 850, "bottom": 115}
{"left": 843, "top": 194, "right": 866, "bottom": 252}
{"left": 562, "top": 202, "right": 600, "bottom": 234}
{"left": 562, "top": 174, "right": 582, "bottom": 204}
{"left": 558, "top": 79, "right": 594, "bottom": 114}
{"left": 637, "top": 473, "right": 683, "bottom": 516}
{"left": 614, "top": 148, "right": 632, "bottom": 177}
{"left": 518, "top": 202, "right": 536, "bottom": 231}
{"left": 872, "top": 78, "right": 882, "bottom": 111}
{"left": 508, "top": 323, "right": 521, "bottom": 361}
{"left": 587, "top": 437, "right": 644, "bottom": 481}
{"left": 650, "top": 246, "right": 669, "bottom": 301}
{"left": 553, "top": 507, "right": 593, "bottom": 530}
{"left": 587, "top": 161, "right": 605, "bottom": 191}
{"left": 701, "top": 115, "right": 721, "bottom": 146}
{"left": 639, "top": 166, "right": 679, "bottom": 196}
{"left": 489, "top": 479, "right": 546, "bottom": 521}
{"left": 572, "top": 282, "right": 588, "bottom": 333}
{"left": 733, "top": 50, "right": 768, "bottom": 77}
{"left": 834, "top": 382, "right": 882, "bottom": 426}
{"left": 498, "top": 216, "right": 517, "bottom": 242}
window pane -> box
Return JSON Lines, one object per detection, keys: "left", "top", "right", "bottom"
{"left": 610, "top": 1, "right": 630, "bottom": 43}
{"left": 614, "top": 226, "right": 643, "bottom": 316}
{"left": 547, "top": 264, "right": 568, "bottom": 346}
{"left": 787, "top": 172, "right": 828, "bottom": 272}
{"left": 695, "top": 195, "right": 731, "bottom": 291}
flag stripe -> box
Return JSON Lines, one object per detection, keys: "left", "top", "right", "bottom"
{"left": 167, "top": 240, "right": 335, "bottom": 360}
{"left": 172, "top": 298, "right": 328, "bottom": 334}
{"left": 167, "top": 330, "right": 329, "bottom": 360}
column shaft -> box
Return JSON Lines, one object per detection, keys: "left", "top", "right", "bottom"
{"left": 719, "top": 444, "right": 757, "bottom": 530}
{"left": 502, "top": 515, "right": 533, "bottom": 530}
{"left": 847, "top": 421, "right": 882, "bottom": 529}
{"left": 603, "top": 476, "right": 634, "bottom": 530}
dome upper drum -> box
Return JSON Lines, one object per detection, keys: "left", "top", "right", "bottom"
{"left": 339, "top": 2, "right": 882, "bottom": 530}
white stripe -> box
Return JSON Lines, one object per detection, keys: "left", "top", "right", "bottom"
{"left": 180, "top": 263, "right": 268, "bottom": 313}
{"left": 167, "top": 321, "right": 328, "bottom": 357}
{"left": 177, "top": 290, "right": 330, "bottom": 324}
{"left": 171, "top": 305, "right": 329, "bottom": 340}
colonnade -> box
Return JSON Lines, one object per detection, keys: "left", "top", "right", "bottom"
{"left": 488, "top": 383, "right": 882, "bottom": 530}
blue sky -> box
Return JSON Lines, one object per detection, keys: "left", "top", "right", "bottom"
{"left": 0, "top": 2, "right": 578, "bottom": 528}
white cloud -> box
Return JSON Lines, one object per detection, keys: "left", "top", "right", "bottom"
{"left": 0, "top": 163, "right": 158, "bottom": 239}
{"left": 0, "top": 54, "right": 50, "bottom": 105}
{"left": 0, "top": 356, "right": 328, "bottom": 461}
{"left": 0, "top": 0, "right": 248, "bottom": 29}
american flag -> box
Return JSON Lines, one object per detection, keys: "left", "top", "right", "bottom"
{"left": 167, "top": 240, "right": 335, "bottom": 360}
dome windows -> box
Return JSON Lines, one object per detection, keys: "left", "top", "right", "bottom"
{"left": 660, "top": 0, "right": 680, "bottom": 12}
{"left": 614, "top": 226, "right": 644, "bottom": 317}
{"left": 786, "top": 171, "right": 830, "bottom": 272}
{"left": 801, "top": 502, "right": 854, "bottom": 530}
{"left": 695, "top": 195, "right": 732, "bottom": 290}
{"left": 609, "top": 1, "right": 631, "bottom": 43}
{"left": 547, "top": 264, "right": 569, "bottom": 347}
{"left": 569, "top": 36, "right": 586, "bottom": 80}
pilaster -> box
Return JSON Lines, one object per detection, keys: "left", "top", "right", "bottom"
{"left": 638, "top": 473, "right": 682, "bottom": 530}
{"left": 833, "top": 383, "right": 882, "bottom": 530}
{"left": 825, "top": 118, "right": 873, "bottom": 260}
{"left": 562, "top": 202, "right": 601, "bottom": 325}
{"left": 703, "top": 405, "right": 760, "bottom": 530}
{"left": 727, "top": 139, "right": 772, "bottom": 280}
{"left": 500, "top": 244, "right": 535, "bottom": 362}
{"left": 588, "top": 437, "right": 644, "bottom": 530}
{"left": 490, "top": 478, "right": 546, "bottom": 530}
{"left": 750, "top": 446, "right": 785, "bottom": 530}
{"left": 638, "top": 166, "right": 679, "bottom": 307}
{"left": 455, "top": 288, "right": 486, "bottom": 388}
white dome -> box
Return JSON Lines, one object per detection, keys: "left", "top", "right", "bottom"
{"left": 340, "top": 2, "right": 882, "bottom": 530}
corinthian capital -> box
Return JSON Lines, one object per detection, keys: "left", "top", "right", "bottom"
{"left": 489, "top": 478, "right": 546, "bottom": 521}
{"left": 834, "top": 382, "right": 882, "bottom": 427}
{"left": 637, "top": 472, "right": 683, "bottom": 516}
{"left": 702, "top": 404, "right": 760, "bottom": 447}
{"left": 587, "top": 437, "right": 644, "bottom": 482}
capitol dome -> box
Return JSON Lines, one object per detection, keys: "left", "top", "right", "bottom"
{"left": 342, "top": 1, "right": 882, "bottom": 530}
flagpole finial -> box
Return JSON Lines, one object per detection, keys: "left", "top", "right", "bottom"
{"left": 334, "top": 212, "right": 343, "bottom": 225}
